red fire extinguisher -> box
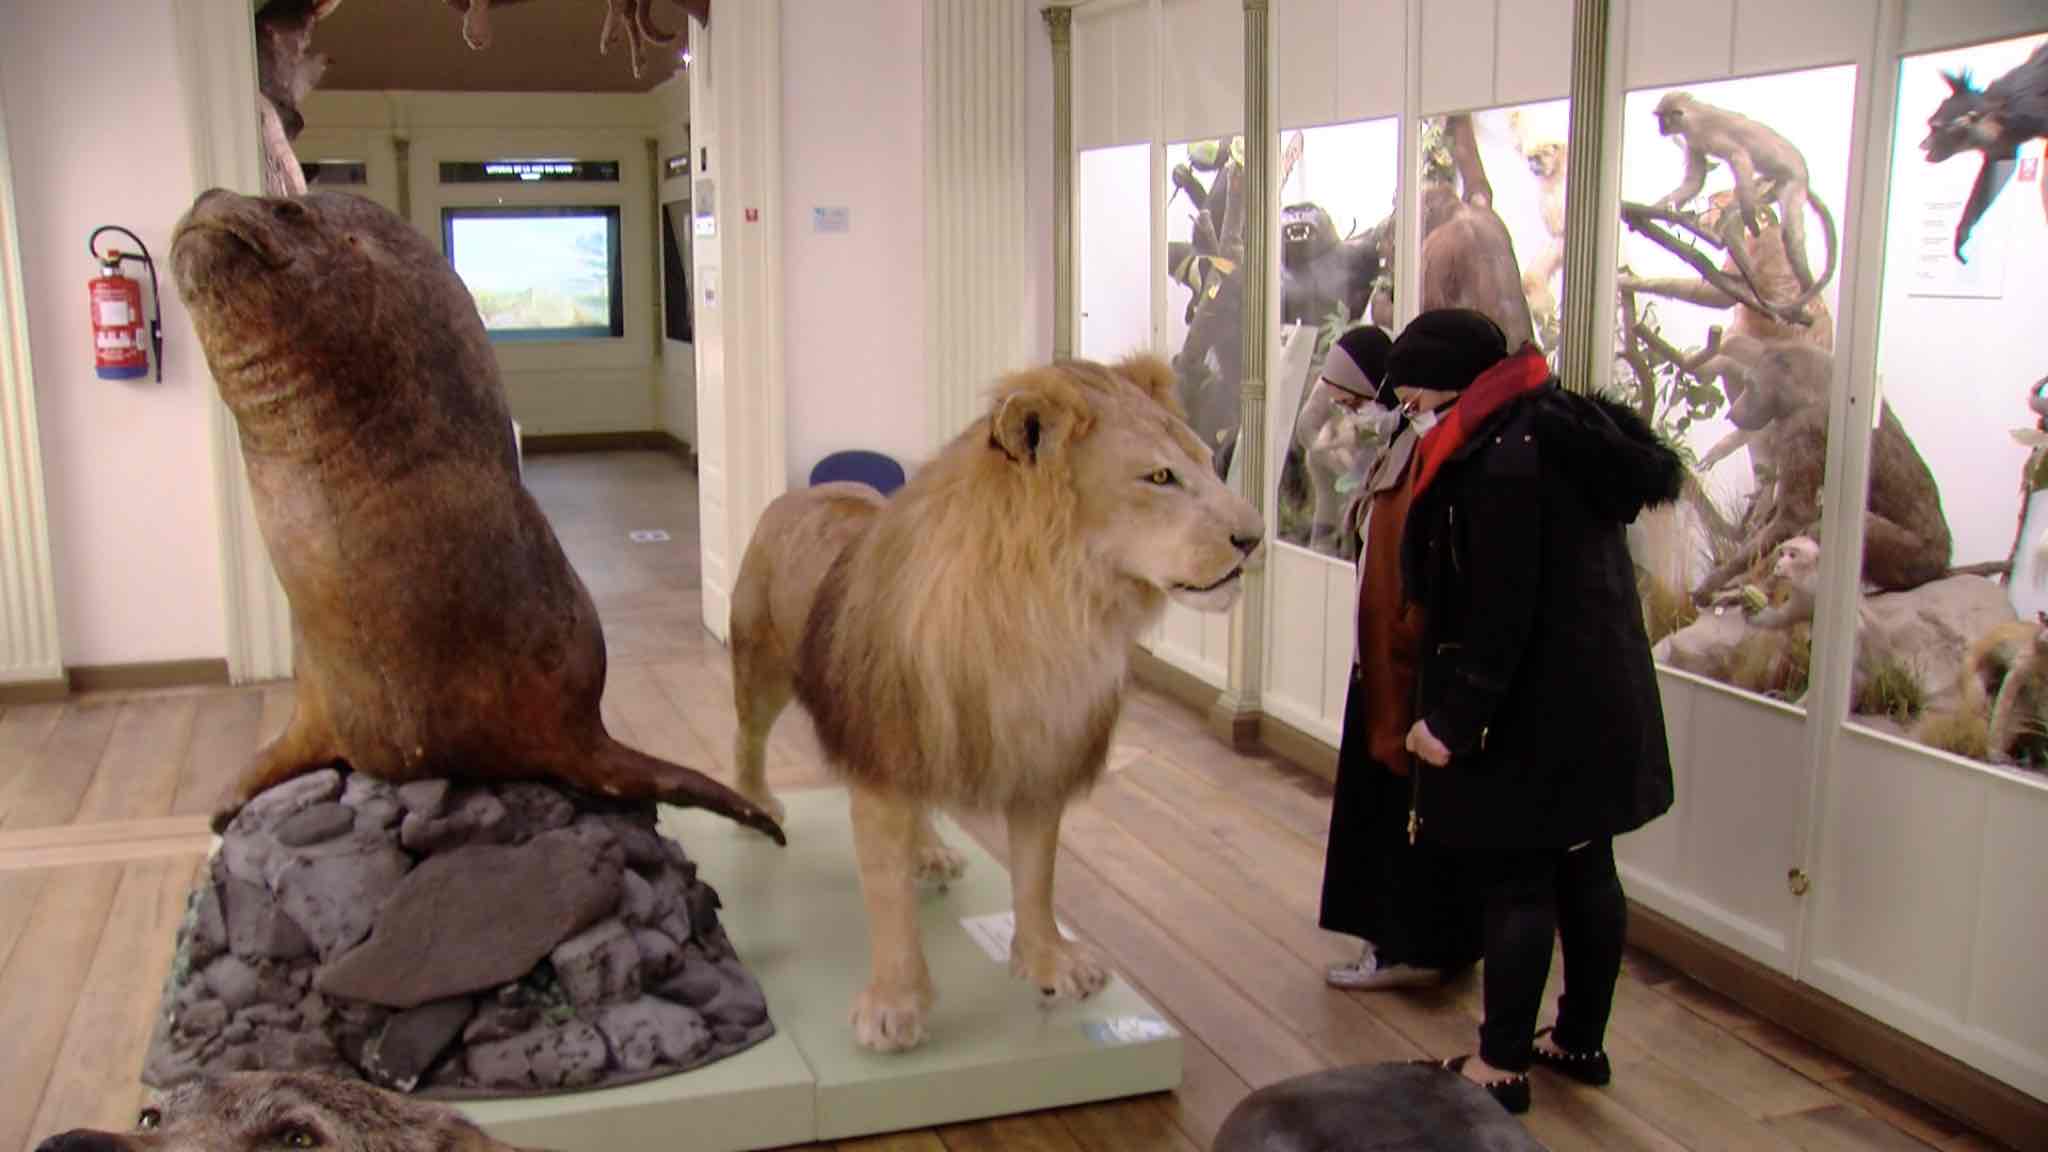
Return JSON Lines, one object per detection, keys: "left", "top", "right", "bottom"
{"left": 88, "top": 225, "right": 162, "bottom": 382}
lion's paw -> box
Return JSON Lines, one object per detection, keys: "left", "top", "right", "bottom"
{"left": 738, "top": 785, "right": 786, "bottom": 829}
{"left": 913, "top": 836, "right": 967, "bottom": 890}
{"left": 1011, "top": 936, "right": 1111, "bottom": 1002}
{"left": 850, "top": 981, "right": 931, "bottom": 1052}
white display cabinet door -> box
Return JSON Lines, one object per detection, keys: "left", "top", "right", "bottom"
{"left": 1628, "top": 673, "right": 1808, "bottom": 974}
{"left": 1320, "top": 560, "right": 1355, "bottom": 724}
{"left": 1967, "top": 776, "right": 2048, "bottom": 1098}
{"left": 1809, "top": 730, "right": 2048, "bottom": 1100}
{"left": 1151, "top": 600, "right": 1228, "bottom": 688}
{"left": 1261, "top": 544, "right": 1343, "bottom": 744}
{"left": 1617, "top": 670, "right": 1691, "bottom": 884}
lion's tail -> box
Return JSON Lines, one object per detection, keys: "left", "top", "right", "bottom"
{"left": 591, "top": 737, "right": 789, "bottom": 846}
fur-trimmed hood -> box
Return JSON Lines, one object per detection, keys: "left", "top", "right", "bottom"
{"left": 1526, "top": 388, "right": 1686, "bottom": 524}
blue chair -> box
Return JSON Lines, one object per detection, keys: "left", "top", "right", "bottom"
{"left": 809, "top": 449, "right": 907, "bottom": 496}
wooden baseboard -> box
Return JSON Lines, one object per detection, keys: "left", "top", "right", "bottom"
{"left": 1130, "top": 646, "right": 1221, "bottom": 716}
{"left": 1206, "top": 697, "right": 1261, "bottom": 753}
{"left": 521, "top": 431, "right": 697, "bottom": 467}
{"left": 64, "top": 659, "right": 232, "bottom": 695}
{"left": 1256, "top": 710, "right": 1339, "bottom": 783}
{"left": 1628, "top": 902, "right": 2046, "bottom": 1152}
{"left": 0, "top": 677, "right": 71, "bottom": 706}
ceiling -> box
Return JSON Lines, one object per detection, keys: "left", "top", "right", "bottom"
{"left": 309, "top": 1, "right": 696, "bottom": 94}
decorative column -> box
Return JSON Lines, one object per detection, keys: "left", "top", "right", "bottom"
{"left": 0, "top": 94, "right": 64, "bottom": 693}
{"left": 1557, "top": 0, "right": 1613, "bottom": 397}
{"left": 927, "top": 0, "right": 1034, "bottom": 446}
{"left": 1210, "top": 0, "right": 1270, "bottom": 749}
{"left": 1044, "top": 5, "right": 1074, "bottom": 360}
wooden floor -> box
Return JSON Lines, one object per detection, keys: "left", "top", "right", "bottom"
{"left": 0, "top": 450, "right": 2006, "bottom": 1152}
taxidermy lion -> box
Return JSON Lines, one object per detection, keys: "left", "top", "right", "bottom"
{"left": 32, "top": 1071, "right": 540, "bottom": 1152}
{"left": 728, "top": 354, "right": 1265, "bottom": 1052}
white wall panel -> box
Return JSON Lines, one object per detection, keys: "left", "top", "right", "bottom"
{"left": 1418, "top": 0, "right": 1495, "bottom": 114}
{"left": 1732, "top": 0, "right": 1877, "bottom": 75}
{"left": 1494, "top": 0, "right": 1575, "bottom": 105}
{"left": 1903, "top": 0, "right": 2048, "bottom": 55}
{"left": 1333, "top": 0, "right": 1406, "bottom": 122}
{"left": 1074, "top": 11, "right": 1116, "bottom": 151}
{"left": 1163, "top": 0, "right": 1244, "bottom": 143}
{"left": 1076, "top": 5, "right": 1155, "bottom": 150}
{"left": 1625, "top": 0, "right": 1736, "bottom": 89}
{"left": 925, "top": 0, "right": 1034, "bottom": 447}
{"left": 1115, "top": 6, "right": 1160, "bottom": 147}
{"left": 1277, "top": 0, "right": 1340, "bottom": 130}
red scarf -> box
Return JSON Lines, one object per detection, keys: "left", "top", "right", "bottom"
{"left": 1411, "top": 346, "right": 1552, "bottom": 499}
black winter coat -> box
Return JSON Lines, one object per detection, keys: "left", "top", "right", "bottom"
{"left": 1400, "top": 382, "right": 1680, "bottom": 864}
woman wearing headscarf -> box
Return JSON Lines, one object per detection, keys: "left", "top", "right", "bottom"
{"left": 1318, "top": 323, "right": 1484, "bottom": 990}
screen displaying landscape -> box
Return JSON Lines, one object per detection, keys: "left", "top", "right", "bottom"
{"left": 444, "top": 207, "right": 623, "bottom": 340}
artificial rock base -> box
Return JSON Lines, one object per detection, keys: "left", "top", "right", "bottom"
{"left": 142, "top": 767, "right": 774, "bottom": 1099}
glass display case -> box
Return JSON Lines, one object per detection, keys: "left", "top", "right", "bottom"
{"left": 1271, "top": 118, "right": 1399, "bottom": 561}
{"left": 1853, "top": 32, "right": 2048, "bottom": 771}
{"left": 1166, "top": 136, "right": 1250, "bottom": 480}
{"left": 1077, "top": 144, "right": 1154, "bottom": 364}
{"left": 1416, "top": 100, "right": 1572, "bottom": 360}
{"left": 1606, "top": 66, "right": 1860, "bottom": 709}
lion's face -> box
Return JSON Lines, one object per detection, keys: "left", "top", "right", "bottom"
{"left": 1006, "top": 356, "right": 1265, "bottom": 613}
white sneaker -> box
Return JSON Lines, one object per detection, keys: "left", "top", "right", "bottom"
{"left": 1325, "top": 945, "right": 1441, "bottom": 989}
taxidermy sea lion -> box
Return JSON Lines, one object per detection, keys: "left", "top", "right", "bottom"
{"left": 171, "top": 188, "right": 784, "bottom": 844}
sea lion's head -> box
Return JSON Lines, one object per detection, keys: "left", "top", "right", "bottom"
{"left": 171, "top": 189, "right": 492, "bottom": 426}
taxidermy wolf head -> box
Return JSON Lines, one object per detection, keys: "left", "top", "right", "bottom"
{"left": 1923, "top": 69, "right": 2001, "bottom": 163}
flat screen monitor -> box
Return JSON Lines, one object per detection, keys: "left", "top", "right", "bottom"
{"left": 441, "top": 205, "right": 625, "bottom": 341}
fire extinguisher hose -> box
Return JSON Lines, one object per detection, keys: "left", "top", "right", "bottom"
{"left": 87, "top": 224, "right": 164, "bottom": 382}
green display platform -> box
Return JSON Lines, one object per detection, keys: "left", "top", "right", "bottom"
{"left": 459, "top": 790, "right": 1182, "bottom": 1150}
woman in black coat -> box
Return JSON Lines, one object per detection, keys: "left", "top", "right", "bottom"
{"left": 1392, "top": 308, "right": 1681, "bottom": 1114}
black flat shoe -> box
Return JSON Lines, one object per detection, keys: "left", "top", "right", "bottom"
{"left": 1418, "top": 1054, "right": 1531, "bottom": 1115}
{"left": 1531, "top": 1026, "right": 1612, "bottom": 1086}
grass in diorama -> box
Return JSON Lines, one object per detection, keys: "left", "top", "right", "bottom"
{"left": 1915, "top": 701, "right": 1992, "bottom": 761}
{"left": 1637, "top": 571, "right": 1699, "bottom": 646}
{"left": 1728, "top": 623, "right": 1812, "bottom": 702}
{"left": 1854, "top": 649, "right": 1927, "bottom": 725}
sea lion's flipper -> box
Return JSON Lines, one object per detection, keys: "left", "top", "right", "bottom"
{"left": 211, "top": 703, "right": 342, "bottom": 834}
{"left": 594, "top": 738, "right": 789, "bottom": 846}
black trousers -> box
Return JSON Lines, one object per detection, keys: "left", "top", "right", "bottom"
{"left": 1319, "top": 669, "right": 1483, "bottom": 970}
{"left": 1476, "top": 837, "right": 1627, "bottom": 1072}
